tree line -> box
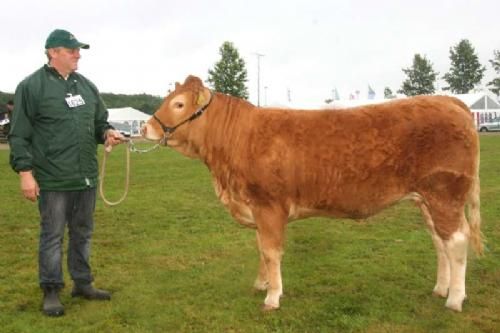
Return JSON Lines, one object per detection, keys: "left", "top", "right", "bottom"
{"left": 206, "top": 39, "right": 500, "bottom": 101}
{"left": 396, "top": 39, "right": 499, "bottom": 97}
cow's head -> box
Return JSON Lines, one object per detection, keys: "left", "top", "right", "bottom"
{"left": 142, "top": 75, "right": 211, "bottom": 152}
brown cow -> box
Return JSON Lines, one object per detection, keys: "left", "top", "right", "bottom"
{"left": 142, "top": 75, "right": 482, "bottom": 312}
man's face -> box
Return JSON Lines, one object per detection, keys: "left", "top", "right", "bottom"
{"left": 49, "top": 47, "right": 81, "bottom": 74}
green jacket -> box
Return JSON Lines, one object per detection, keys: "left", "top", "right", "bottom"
{"left": 9, "top": 65, "right": 112, "bottom": 191}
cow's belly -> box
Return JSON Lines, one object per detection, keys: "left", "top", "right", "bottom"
{"left": 212, "top": 174, "right": 422, "bottom": 226}
{"left": 288, "top": 192, "right": 423, "bottom": 221}
{"left": 288, "top": 203, "right": 371, "bottom": 220}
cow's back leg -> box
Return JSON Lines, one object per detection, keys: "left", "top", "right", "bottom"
{"left": 416, "top": 171, "right": 473, "bottom": 311}
{"left": 253, "top": 231, "right": 269, "bottom": 291}
{"left": 443, "top": 215, "right": 469, "bottom": 312}
{"left": 428, "top": 210, "right": 469, "bottom": 312}
{"left": 419, "top": 204, "right": 469, "bottom": 311}
{"left": 421, "top": 201, "right": 468, "bottom": 311}
{"left": 253, "top": 205, "right": 287, "bottom": 310}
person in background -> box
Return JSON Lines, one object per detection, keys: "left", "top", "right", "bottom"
{"left": 0, "top": 100, "right": 12, "bottom": 122}
{"left": 5, "top": 99, "right": 14, "bottom": 117}
{"left": 0, "top": 100, "right": 13, "bottom": 142}
{"left": 9, "top": 29, "right": 124, "bottom": 317}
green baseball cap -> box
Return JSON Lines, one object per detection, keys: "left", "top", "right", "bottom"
{"left": 45, "top": 29, "right": 90, "bottom": 49}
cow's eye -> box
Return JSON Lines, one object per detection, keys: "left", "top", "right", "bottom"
{"left": 175, "top": 102, "right": 184, "bottom": 108}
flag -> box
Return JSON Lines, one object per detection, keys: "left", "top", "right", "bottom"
{"left": 368, "top": 85, "right": 375, "bottom": 99}
{"left": 332, "top": 88, "right": 340, "bottom": 100}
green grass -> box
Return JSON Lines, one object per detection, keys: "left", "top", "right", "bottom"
{"left": 0, "top": 136, "right": 499, "bottom": 333}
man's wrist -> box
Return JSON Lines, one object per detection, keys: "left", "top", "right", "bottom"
{"left": 103, "top": 129, "right": 111, "bottom": 141}
{"left": 103, "top": 128, "right": 115, "bottom": 141}
{"left": 19, "top": 170, "right": 33, "bottom": 177}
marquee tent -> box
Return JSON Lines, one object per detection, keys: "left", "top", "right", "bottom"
{"left": 107, "top": 107, "right": 151, "bottom": 136}
{"left": 453, "top": 92, "right": 500, "bottom": 127}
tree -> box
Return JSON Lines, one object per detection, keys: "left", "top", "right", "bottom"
{"left": 207, "top": 41, "right": 249, "bottom": 99}
{"left": 487, "top": 50, "right": 500, "bottom": 96}
{"left": 442, "top": 39, "right": 486, "bottom": 94}
{"left": 384, "top": 87, "right": 395, "bottom": 99}
{"left": 398, "top": 54, "right": 438, "bottom": 96}
{"left": 100, "top": 93, "right": 162, "bottom": 115}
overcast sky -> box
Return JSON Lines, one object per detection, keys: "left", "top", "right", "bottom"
{"left": 0, "top": 0, "right": 498, "bottom": 107}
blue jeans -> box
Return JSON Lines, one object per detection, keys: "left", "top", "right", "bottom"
{"left": 38, "top": 188, "right": 96, "bottom": 289}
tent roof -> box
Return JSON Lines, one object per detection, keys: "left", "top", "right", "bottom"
{"left": 452, "top": 93, "right": 485, "bottom": 106}
{"left": 452, "top": 92, "right": 500, "bottom": 110}
{"left": 107, "top": 107, "right": 150, "bottom": 121}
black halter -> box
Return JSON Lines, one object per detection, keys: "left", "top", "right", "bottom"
{"left": 152, "top": 91, "right": 213, "bottom": 136}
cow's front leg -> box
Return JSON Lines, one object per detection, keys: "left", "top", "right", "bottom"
{"left": 261, "top": 246, "right": 283, "bottom": 310}
{"left": 431, "top": 233, "right": 451, "bottom": 298}
{"left": 419, "top": 202, "right": 450, "bottom": 298}
{"left": 254, "top": 206, "right": 286, "bottom": 311}
{"left": 253, "top": 231, "right": 269, "bottom": 291}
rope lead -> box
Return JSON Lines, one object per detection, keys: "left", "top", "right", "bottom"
{"left": 99, "top": 142, "right": 131, "bottom": 206}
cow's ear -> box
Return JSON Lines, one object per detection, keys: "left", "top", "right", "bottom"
{"left": 175, "top": 82, "right": 180, "bottom": 90}
{"left": 196, "top": 87, "right": 210, "bottom": 106}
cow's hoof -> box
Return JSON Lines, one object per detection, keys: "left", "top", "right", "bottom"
{"left": 262, "top": 303, "right": 279, "bottom": 312}
{"left": 445, "top": 301, "right": 463, "bottom": 312}
{"left": 445, "top": 297, "right": 466, "bottom": 312}
{"left": 445, "top": 290, "right": 466, "bottom": 312}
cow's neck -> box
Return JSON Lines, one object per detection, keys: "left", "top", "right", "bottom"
{"left": 199, "top": 94, "right": 255, "bottom": 174}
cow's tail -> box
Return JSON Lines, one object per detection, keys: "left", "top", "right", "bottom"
{"left": 467, "top": 148, "right": 484, "bottom": 257}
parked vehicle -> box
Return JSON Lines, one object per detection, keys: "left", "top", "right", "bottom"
{"left": 109, "top": 121, "right": 131, "bottom": 137}
{"left": 478, "top": 117, "right": 500, "bottom": 132}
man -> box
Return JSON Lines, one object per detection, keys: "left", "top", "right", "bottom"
{"left": 9, "top": 29, "right": 124, "bottom": 317}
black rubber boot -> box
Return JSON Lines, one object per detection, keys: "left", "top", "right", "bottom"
{"left": 71, "top": 284, "right": 111, "bottom": 300}
{"left": 42, "top": 286, "right": 64, "bottom": 317}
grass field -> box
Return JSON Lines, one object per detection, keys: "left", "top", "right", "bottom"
{"left": 0, "top": 136, "right": 499, "bottom": 333}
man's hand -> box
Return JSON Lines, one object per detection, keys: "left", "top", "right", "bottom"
{"left": 19, "top": 171, "right": 39, "bottom": 202}
{"left": 104, "top": 129, "right": 126, "bottom": 152}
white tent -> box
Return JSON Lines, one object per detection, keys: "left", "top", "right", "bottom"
{"left": 107, "top": 107, "right": 151, "bottom": 136}
{"left": 452, "top": 92, "right": 500, "bottom": 127}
